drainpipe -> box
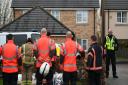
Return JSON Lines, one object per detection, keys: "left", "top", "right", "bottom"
{"left": 94, "top": 8, "right": 96, "bottom": 35}
{"left": 101, "top": 0, "right": 105, "bottom": 45}
{"left": 108, "top": 10, "right": 109, "bottom": 30}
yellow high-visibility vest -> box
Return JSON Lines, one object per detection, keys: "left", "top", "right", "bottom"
{"left": 56, "top": 44, "right": 60, "bottom": 57}
{"left": 105, "top": 36, "right": 115, "bottom": 50}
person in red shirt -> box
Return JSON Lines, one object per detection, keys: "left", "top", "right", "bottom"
{"left": 60, "top": 31, "right": 85, "bottom": 85}
{"left": 35, "top": 28, "right": 56, "bottom": 85}
{"left": 1, "top": 34, "right": 20, "bottom": 85}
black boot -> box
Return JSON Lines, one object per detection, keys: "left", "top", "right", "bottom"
{"left": 113, "top": 72, "right": 118, "bottom": 78}
{"left": 113, "top": 75, "right": 118, "bottom": 78}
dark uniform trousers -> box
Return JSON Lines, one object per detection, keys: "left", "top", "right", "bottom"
{"left": 36, "top": 67, "right": 54, "bottom": 85}
{"left": 63, "top": 71, "right": 77, "bottom": 85}
{"left": 3, "top": 72, "right": 18, "bottom": 85}
{"left": 88, "top": 70, "right": 101, "bottom": 85}
{"left": 106, "top": 51, "right": 116, "bottom": 76}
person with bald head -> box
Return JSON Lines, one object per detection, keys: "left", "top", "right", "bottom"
{"left": 60, "top": 31, "right": 85, "bottom": 85}
{"left": 35, "top": 28, "right": 56, "bottom": 85}
{"left": 104, "top": 29, "right": 119, "bottom": 78}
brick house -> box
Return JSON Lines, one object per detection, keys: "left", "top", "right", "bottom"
{"left": 11, "top": 0, "right": 100, "bottom": 49}
{"left": 1, "top": 0, "right": 99, "bottom": 50}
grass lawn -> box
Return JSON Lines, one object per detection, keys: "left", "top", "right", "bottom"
{"left": 0, "top": 79, "right": 87, "bottom": 85}
{"left": 0, "top": 79, "right": 3, "bottom": 85}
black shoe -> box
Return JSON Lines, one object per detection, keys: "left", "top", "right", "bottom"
{"left": 113, "top": 75, "right": 118, "bottom": 78}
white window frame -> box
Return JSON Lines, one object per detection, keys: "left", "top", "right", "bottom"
{"left": 51, "top": 10, "right": 60, "bottom": 20}
{"left": 81, "top": 39, "right": 88, "bottom": 51}
{"left": 117, "top": 11, "right": 127, "bottom": 24}
{"left": 76, "top": 39, "right": 88, "bottom": 51}
{"left": 76, "top": 11, "right": 88, "bottom": 24}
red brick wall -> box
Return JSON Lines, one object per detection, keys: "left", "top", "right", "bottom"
{"left": 14, "top": 9, "right": 23, "bottom": 19}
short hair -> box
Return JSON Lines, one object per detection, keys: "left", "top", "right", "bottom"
{"left": 66, "top": 31, "right": 72, "bottom": 38}
{"left": 91, "top": 35, "right": 97, "bottom": 41}
{"left": 41, "top": 28, "right": 47, "bottom": 34}
{"left": 47, "top": 32, "right": 51, "bottom": 37}
{"left": 26, "top": 38, "right": 33, "bottom": 43}
{"left": 7, "top": 34, "right": 13, "bottom": 40}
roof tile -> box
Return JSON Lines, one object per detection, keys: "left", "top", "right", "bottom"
{"left": 11, "top": 0, "right": 99, "bottom": 8}
{"left": 0, "top": 7, "right": 71, "bottom": 34}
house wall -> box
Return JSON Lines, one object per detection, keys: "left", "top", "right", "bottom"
{"left": 105, "top": 10, "right": 128, "bottom": 39}
{"left": 14, "top": 9, "right": 23, "bottom": 19}
{"left": 60, "top": 10, "right": 94, "bottom": 45}
{"left": 14, "top": 8, "right": 97, "bottom": 47}
{"left": 51, "top": 36, "right": 65, "bottom": 43}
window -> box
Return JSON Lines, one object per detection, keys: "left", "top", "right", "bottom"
{"left": 77, "top": 39, "right": 88, "bottom": 50}
{"left": 76, "top": 11, "right": 88, "bottom": 23}
{"left": 51, "top": 10, "right": 60, "bottom": 20}
{"left": 117, "top": 11, "right": 127, "bottom": 23}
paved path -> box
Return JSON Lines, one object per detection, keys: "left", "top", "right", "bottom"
{"left": 18, "top": 64, "right": 128, "bottom": 85}
{"left": 106, "top": 64, "right": 128, "bottom": 85}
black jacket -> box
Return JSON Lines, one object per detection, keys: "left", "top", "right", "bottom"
{"left": 86, "top": 43, "right": 103, "bottom": 70}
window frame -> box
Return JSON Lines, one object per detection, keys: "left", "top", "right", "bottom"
{"left": 76, "top": 38, "right": 88, "bottom": 51}
{"left": 81, "top": 39, "right": 88, "bottom": 51}
{"left": 76, "top": 10, "right": 88, "bottom": 24}
{"left": 117, "top": 11, "right": 127, "bottom": 24}
{"left": 51, "top": 10, "right": 60, "bottom": 20}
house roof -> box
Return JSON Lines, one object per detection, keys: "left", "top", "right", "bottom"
{"left": 104, "top": 0, "right": 128, "bottom": 10}
{"left": 0, "top": 6, "right": 71, "bottom": 35}
{"left": 11, "top": 0, "right": 99, "bottom": 8}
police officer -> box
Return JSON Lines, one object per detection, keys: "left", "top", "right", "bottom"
{"left": 104, "top": 29, "right": 118, "bottom": 78}
{"left": 60, "top": 31, "right": 85, "bottom": 85}
{"left": 2, "top": 34, "right": 21, "bottom": 85}
{"left": 21, "top": 38, "right": 35, "bottom": 84}
{"left": 86, "top": 35, "right": 103, "bottom": 85}
{"left": 35, "top": 28, "right": 56, "bottom": 85}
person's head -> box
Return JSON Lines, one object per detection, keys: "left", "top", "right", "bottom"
{"left": 41, "top": 28, "right": 47, "bottom": 35}
{"left": 7, "top": 34, "right": 13, "bottom": 40}
{"left": 47, "top": 32, "right": 51, "bottom": 37}
{"left": 26, "top": 38, "right": 33, "bottom": 44}
{"left": 108, "top": 29, "right": 113, "bottom": 36}
{"left": 66, "top": 31, "right": 73, "bottom": 38}
{"left": 72, "top": 32, "right": 76, "bottom": 41}
{"left": 90, "top": 35, "right": 97, "bottom": 44}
